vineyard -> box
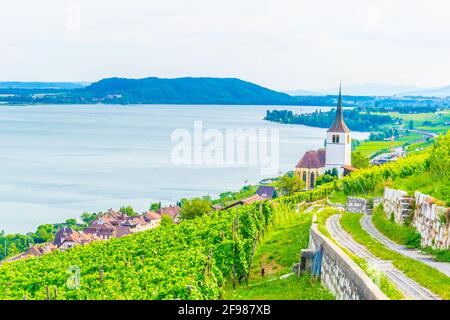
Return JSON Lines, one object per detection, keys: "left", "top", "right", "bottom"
{"left": 0, "top": 202, "right": 280, "bottom": 300}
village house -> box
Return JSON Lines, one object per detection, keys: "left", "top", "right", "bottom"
{"left": 256, "top": 186, "right": 277, "bottom": 200}
{"left": 144, "top": 210, "right": 162, "bottom": 228}
{"left": 53, "top": 226, "right": 76, "bottom": 247}
{"left": 84, "top": 209, "right": 129, "bottom": 240}
{"left": 59, "top": 231, "right": 100, "bottom": 251}
{"left": 5, "top": 243, "right": 58, "bottom": 262}
{"left": 157, "top": 205, "right": 181, "bottom": 223}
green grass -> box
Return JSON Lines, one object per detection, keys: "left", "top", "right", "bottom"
{"left": 328, "top": 190, "right": 348, "bottom": 204}
{"left": 372, "top": 205, "right": 421, "bottom": 248}
{"left": 355, "top": 141, "right": 402, "bottom": 157}
{"left": 421, "top": 247, "right": 450, "bottom": 263}
{"left": 377, "top": 111, "right": 450, "bottom": 134}
{"left": 407, "top": 139, "right": 434, "bottom": 154}
{"left": 249, "top": 207, "right": 313, "bottom": 278}
{"left": 355, "top": 132, "right": 423, "bottom": 158}
{"left": 340, "top": 213, "right": 450, "bottom": 300}
{"left": 223, "top": 205, "right": 335, "bottom": 300}
{"left": 416, "top": 125, "right": 449, "bottom": 134}
{"left": 223, "top": 274, "right": 334, "bottom": 300}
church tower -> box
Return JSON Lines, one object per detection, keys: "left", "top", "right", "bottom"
{"left": 325, "top": 83, "right": 351, "bottom": 176}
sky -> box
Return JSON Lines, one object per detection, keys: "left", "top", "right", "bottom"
{"left": 1, "top": 0, "right": 450, "bottom": 91}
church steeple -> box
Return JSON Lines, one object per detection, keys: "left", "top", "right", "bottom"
{"left": 327, "top": 81, "right": 350, "bottom": 133}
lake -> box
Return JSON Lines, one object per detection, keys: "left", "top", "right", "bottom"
{"left": 0, "top": 104, "right": 368, "bottom": 234}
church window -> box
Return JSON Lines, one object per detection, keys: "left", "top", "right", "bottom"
{"left": 332, "top": 135, "right": 336, "bottom": 143}
{"left": 336, "top": 135, "right": 340, "bottom": 143}
{"left": 310, "top": 172, "right": 315, "bottom": 187}
{"left": 302, "top": 171, "right": 307, "bottom": 182}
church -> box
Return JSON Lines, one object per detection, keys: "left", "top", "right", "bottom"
{"left": 295, "top": 84, "right": 354, "bottom": 189}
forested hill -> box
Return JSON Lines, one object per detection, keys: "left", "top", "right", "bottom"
{"left": 265, "top": 109, "right": 395, "bottom": 131}
{"left": 77, "top": 77, "right": 299, "bottom": 105}
{"left": 0, "top": 77, "right": 449, "bottom": 107}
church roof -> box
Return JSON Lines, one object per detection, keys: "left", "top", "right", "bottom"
{"left": 327, "top": 82, "right": 350, "bottom": 133}
{"left": 296, "top": 149, "right": 326, "bottom": 169}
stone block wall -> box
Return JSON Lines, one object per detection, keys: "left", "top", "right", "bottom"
{"left": 414, "top": 192, "right": 450, "bottom": 249}
{"left": 346, "top": 197, "right": 372, "bottom": 214}
{"left": 304, "top": 225, "right": 387, "bottom": 300}
{"left": 383, "top": 187, "right": 413, "bottom": 224}
{"left": 373, "top": 197, "right": 383, "bottom": 209}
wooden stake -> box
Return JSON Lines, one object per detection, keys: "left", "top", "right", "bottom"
{"left": 99, "top": 266, "right": 104, "bottom": 284}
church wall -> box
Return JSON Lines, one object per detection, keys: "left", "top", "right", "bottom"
{"left": 325, "top": 132, "right": 352, "bottom": 175}
{"left": 295, "top": 167, "right": 325, "bottom": 190}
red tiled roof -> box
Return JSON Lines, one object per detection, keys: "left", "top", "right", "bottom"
{"left": 242, "top": 194, "right": 264, "bottom": 204}
{"left": 157, "top": 206, "right": 181, "bottom": 219}
{"left": 342, "top": 165, "right": 357, "bottom": 172}
{"left": 115, "top": 226, "right": 132, "bottom": 238}
{"left": 296, "top": 149, "right": 326, "bottom": 169}
{"left": 134, "top": 216, "right": 149, "bottom": 226}
{"left": 144, "top": 211, "right": 161, "bottom": 220}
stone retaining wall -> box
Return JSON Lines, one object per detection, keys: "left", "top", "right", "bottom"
{"left": 383, "top": 187, "right": 413, "bottom": 224}
{"left": 302, "top": 225, "right": 387, "bottom": 300}
{"left": 414, "top": 192, "right": 450, "bottom": 249}
{"left": 346, "top": 197, "right": 373, "bottom": 214}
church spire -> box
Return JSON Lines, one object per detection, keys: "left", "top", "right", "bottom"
{"left": 327, "top": 81, "right": 350, "bottom": 133}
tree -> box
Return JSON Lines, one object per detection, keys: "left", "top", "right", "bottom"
{"left": 276, "top": 173, "right": 305, "bottom": 196}
{"left": 316, "top": 174, "right": 336, "bottom": 187}
{"left": 179, "top": 198, "right": 213, "bottom": 220}
{"left": 352, "top": 151, "right": 370, "bottom": 169}
{"left": 119, "top": 206, "right": 137, "bottom": 217}
{"left": 65, "top": 218, "right": 77, "bottom": 227}
{"left": 150, "top": 202, "right": 161, "bottom": 211}
{"left": 32, "top": 224, "right": 54, "bottom": 244}
{"left": 81, "top": 212, "right": 97, "bottom": 225}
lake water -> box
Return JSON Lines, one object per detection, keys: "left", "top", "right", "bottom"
{"left": 0, "top": 104, "right": 368, "bottom": 234}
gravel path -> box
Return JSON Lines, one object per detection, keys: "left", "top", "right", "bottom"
{"left": 361, "top": 215, "right": 450, "bottom": 278}
{"left": 326, "top": 214, "right": 440, "bottom": 300}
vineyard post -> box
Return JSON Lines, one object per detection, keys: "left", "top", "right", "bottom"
{"left": 232, "top": 215, "right": 238, "bottom": 289}
{"left": 207, "top": 248, "right": 212, "bottom": 276}
{"left": 246, "top": 235, "right": 258, "bottom": 284}
{"left": 46, "top": 286, "right": 50, "bottom": 300}
{"left": 54, "top": 286, "right": 58, "bottom": 299}
{"left": 99, "top": 266, "right": 104, "bottom": 285}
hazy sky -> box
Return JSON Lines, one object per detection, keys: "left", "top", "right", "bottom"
{"left": 1, "top": 0, "right": 450, "bottom": 91}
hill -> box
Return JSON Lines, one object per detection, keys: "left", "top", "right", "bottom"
{"left": 78, "top": 77, "right": 299, "bottom": 105}
{"left": 400, "top": 85, "right": 450, "bottom": 98}
{"left": 284, "top": 89, "right": 322, "bottom": 96}
{"left": 318, "top": 83, "right": 423, "bottom": 96}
